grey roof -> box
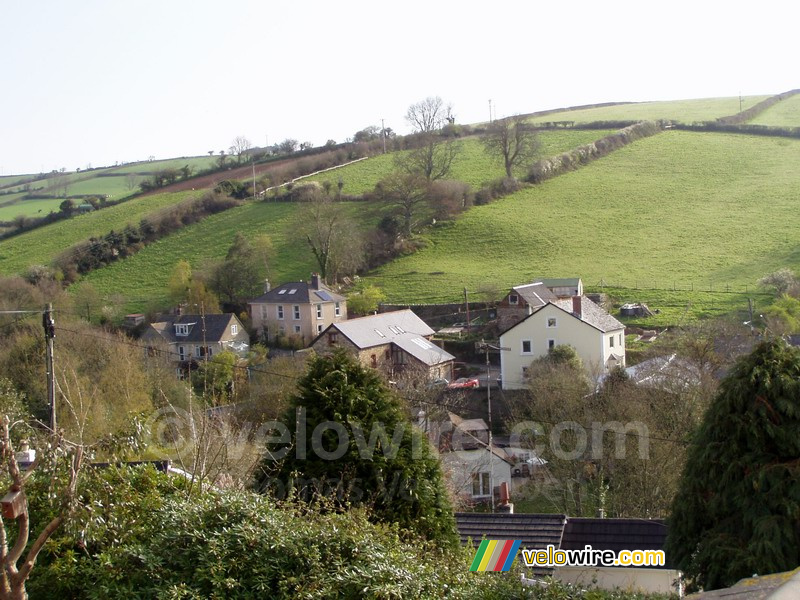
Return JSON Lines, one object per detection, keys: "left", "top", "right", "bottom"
{"left": 327, "top": 310, "right": 454, "bottom": 367}
{"left": 687, "top": 569, "right": 800, "bottom": 599}
{"left": 561, "top": 518, "right": 671, "bottom": 567}
{"left": 249, "top": 280, "right": 345, "bottom": 305}
{"left": 511, "top": 282, "right": 558, "bottom": 307}
{"left": 552, "top": 297, "right": 625, "bottom": 333}
{"left": 147, "top": 314, "right": 241, "bottom": 344}
{"left": 530, "top": 277, "right": 582, "bottom": 288}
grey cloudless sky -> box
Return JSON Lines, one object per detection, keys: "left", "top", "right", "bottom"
{"left": 1, "top": 0, "right": 797, "bottom": 175}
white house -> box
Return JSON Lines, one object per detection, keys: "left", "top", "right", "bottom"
{"left": 499, "top": 296, "right": 625, "bottom": 390}
{"left": 441, "top": 445, "right": 514, "bottom": 502}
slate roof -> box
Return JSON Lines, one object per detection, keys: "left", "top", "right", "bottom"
{"left": 512, "top": 282, "right": 558, "bottom": 308}
{"left": 561, "top": 518, "right": 670, "bottom": 566}
{"left": 552, "top": 297, "right": 625, "bottom": 333}
{"left": 531, "top": 277, "right": 582, "bottom": 289}
{"left": 147, "top": 314, "right": 241, "bottom": 344}
{"left": 249, "top": 280, "right": 345, "bottom": 305}
{"left": 455, "top": 512, "right": 567, "bottom": 550}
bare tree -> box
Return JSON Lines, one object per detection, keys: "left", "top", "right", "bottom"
{"left": 405, "top": 96, "right": 452, "bottom": 133}
{"left": 378, "top": 172, "right": 429, "bottom": 237}
{"left": 482, "top": 115, "right": 541, "bottom": 178}
{"left": 399, "top": 96, "right": 460, "bottom": 181}
{"left": 229, "top": 136, "right": 252, "bottom": 165}
{"left": 298, "top": 192, "right": 364, "bottom": 282}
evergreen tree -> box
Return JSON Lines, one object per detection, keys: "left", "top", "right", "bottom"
{"left": 666, "top": 340, "right": 800, "bottom": 590}
{"left": 254, "top": 350, "right": 458, "bottom": 547}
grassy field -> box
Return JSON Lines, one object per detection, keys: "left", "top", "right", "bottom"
{"left": 66, "top": 175, "right": 136, "bottom": 199}
{"left": 0, "top": 195, "right": 65, "bottom": 221}
{"left": 363, "top": 130, "right": 800, "bottom": 312}
{"left": 529, "top": 96, "right": 769, "bottom": 125}
{"left": 107, "top": 156, "right": 217, "bottom": 175}
{"left": 303, "top": 130, "right": 615, "bottom": 194}
{"left": 81, "top": 199, "right": 386, "bottom": 312}
{"left": 0, "top": 190, "right": 202, "bottom": 275}
{"left": 749, "top": 93, "right": 800, "bottom": 126}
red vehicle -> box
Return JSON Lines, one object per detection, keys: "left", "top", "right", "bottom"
{"left": 447, "top": 377, "right": 480, "bottom": 390}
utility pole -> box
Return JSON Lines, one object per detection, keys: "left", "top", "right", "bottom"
{"left": 488, "top": 99, "right": 492, "bottom": 123}
{"left": 252, "top": 157, "right": 257, "bottom": 199}
{"left": 464, "top": 287, "right": 471, "bottom": 334}
{"left": 381, "top": 118, "right": 386, "bottom": 154}
{"left": 478, "top": 340, "right": 509, "bottom": 512}
{"left": 42, "top": 304, "right": 56, "bottom": 432}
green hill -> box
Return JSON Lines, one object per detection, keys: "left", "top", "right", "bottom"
{"left": 749, "top": 92, "right": 800, "bottom": 126}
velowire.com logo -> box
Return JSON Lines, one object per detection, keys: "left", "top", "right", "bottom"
{"left": 469, "top": 540, "right": 521, "bottom": 572}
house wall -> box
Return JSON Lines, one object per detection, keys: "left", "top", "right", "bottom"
{"left": 499, "top": 304, "right": 625, "bottom": 390}
{"left": 440, "top": 449, "right": 512, "bottom": 501}
{"left": 311, "top": 331, "right": 393, "bottom": 372}
{"left": 553, "top": 567, "right": 680, "bottom": 596}
{"left": 252, "top": 300, "right": 347, "bottom": 346}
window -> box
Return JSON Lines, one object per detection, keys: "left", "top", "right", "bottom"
{"left": 260, "top": 305, "right": 267, "bottom": 319}
{"left": 509, "top": 294, "right": 518, "bottom": 305}
{"left": 178, "top": 346, "right": 185, "bottom": 361}
{"left": 293, "top": 305, "right": 300, "bottom": 320}
{"left": 548, "top": 339, "right": 555, "bottom": 350}
{"left": 370, "top": 354, "right": 377, "bottom": 368}
{"left": 316, "top": 304, "right": 323, "bottom": 319}
{"left": 231, "top": 324, "right": 238, "bottom": 335}
{"left": 277, "top": 305, "right": 284, "bottom": 320}
{"left": 294, "top": 325, "right": 301, "bottom": 334}
{"left": 317, "top": 324, "right": 324, "bottom": 333}
{"left": 619, "top": 333, "right": 623, "bottom": 346}
{"left": 521, "top": 340, "right": 532, "bottom": 354}
{"left": 610, "top": 335, "right": 615, "bottom": 348}
{"left": 547, "top": 317, "right": 557, "bottom": 328}
{"left": 278, "top": 289, "right": 287, "bottom": 295}
{"left": 334, "top": 302, "right": 341, "bottom": 317}
{"left": 328, "top": 332, "right": 338, "bottom": 345}
{"left": 175, "top": 324, "right": 189, "bottom": 336}
{"left": 472, "top": 472, "right": 491, "bottom": 497}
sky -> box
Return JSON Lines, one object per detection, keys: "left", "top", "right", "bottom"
{"left": 1, "top": 0, "right": 797, "bottom": 175}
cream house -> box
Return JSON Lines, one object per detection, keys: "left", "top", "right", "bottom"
{"left": 248, "top": 274, "right": 347, "bottom": 346}
{"left": 499, "top": 296, "right": 625, "bottom": 389}
{"left": 440, "top": 445, "right": 514, "bottom": 502}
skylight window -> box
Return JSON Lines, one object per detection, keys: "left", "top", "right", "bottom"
{"left": 288, "top": 289, "right": 297, "bottom": 295}
{"left": 374, "top": 329, "right": 386, "bottom": 337}
{"left": 411, "top": 338, "right": 433, "bottom": 350}
{"left": 278, "top": 290, "right": 287, "bottom": 295}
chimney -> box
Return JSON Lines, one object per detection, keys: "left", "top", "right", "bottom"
{"left": 572, "top": 295, "right": 582, "bottom": 319}
{"left": 497, "top": 481, "right": 514, "bottom": 514}
{"left": 264, "top": 279, "right": 271, "bottom": 293}
{"left": 311, "top": 273, "right": 320, "bottom": 290}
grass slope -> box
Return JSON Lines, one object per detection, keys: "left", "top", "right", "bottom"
{"left": 529, "top": 96, "right": 769, "bottom": 125}
{"left": 0, "top": 190, "right": 201, "bottom": 275}
{"left": 82, "top": 200, "right": 385, "bottom": 312}
{"left": 304, "top": 130, "right": 614, "bottom": 194}
{"left": 749, "top": 93, "right": 800, "bottom": 126}
{"left": 365, "top": 130, "right": 800, "bottom": 320}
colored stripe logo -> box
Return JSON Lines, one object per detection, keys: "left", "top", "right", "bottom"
{"left": 469, "top": 540, "right": 521, "bottom": 572}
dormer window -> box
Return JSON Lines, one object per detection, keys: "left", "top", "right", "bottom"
{"left": 175, "top": 324, "right": 189, "bottom": 336}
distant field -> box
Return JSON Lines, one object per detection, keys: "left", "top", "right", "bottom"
{"left": 66, "top": 175, "right": 136, "bottom": 199}
{"left": 365, "top": 130, "right": 800, "bottom": 307}
{"left": 749, "top": 93, "right": 800, "bottom": 126}
{"left": 0, "top": 175, "right": 37, "bottom": 189}
{"left": 529, "top": 96, "right": 769, "bottom": 125}
{"left": 0, "top": 195, "right": 64, "bottom": 221}
{"left": 82, "top": 200, "right": 385, "bottom": 312}
{"left": 304, "top": 130, "right": 615, "bottom": 195}
{"left": 0, "top": 190, "right": 201, "bottom": 275}
{"left": 108, "top": 156, "right": 217, "bottom": 175}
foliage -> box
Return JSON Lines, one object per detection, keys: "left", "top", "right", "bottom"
{"left": 255, "top": 350, "right": 459, "bottom": 547}
{"left": 346, "top": 284, "right": 386, "bottom": 316}
{"left": 763, "top": 294, "right": 800, "bottom": 334}
{"left": 758, "top": 268, "right": 799, "bottom": 296}
{"left": 191, "top": 350, "right": 237, "bottom": 403}
{"left": 666, "top": 340, "right": 800, "bottom": 591}
{"left": 208, "top": 232, "right": 268, "bottom": 308}
{"left": 482, "top": 116, "right": 541, "bottom": 177}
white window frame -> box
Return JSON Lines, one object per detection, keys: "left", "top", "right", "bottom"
{"left": 294, "top": 325, "right": 301, "bottom": 334}
{"left": 277, "top": 305, "right": 284, "bottom": 320}
{"left": 317, "top": 324, "right": 324, "bottom": 333}
{"left": 178, "top": 345, "right": 185, "bottom": 361}
{"left": 175, "top": 324, "right": 189, "bottom": 336}
{"left": 521, "top": 340, "right": 532, "bottom": 355}
{"left": 293, "top": 305, "right": 301, "bottom": 320}
{"left": 610, "top": 335, "right": 615, "bottom": 348}
{"left": 316, "top": 303, "right": 323, "bottom": 319}
{"left": 548, "top": 339, "right": 556, "bottom": 350}
{"left": 334, "top": 302, "right": 341, "bottom": 317}
{"left": 547, "top": 317, "right": 557, "bottom": 328}
{"left": 231, "top": 324, "right": 238, "bottom": 335}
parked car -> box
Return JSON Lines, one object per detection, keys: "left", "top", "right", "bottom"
{"left": 447, "top": 377, "right": 480, "bottom": 390}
